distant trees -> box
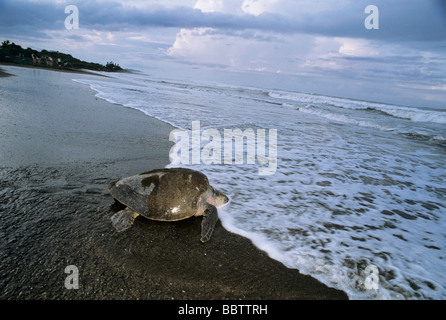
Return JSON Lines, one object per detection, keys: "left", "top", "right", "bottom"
{"left": 1, "top": 40, "right": 30, "bottom": 58}
{"left": 0, "top": 40, "right": 124, "bottom": 72}
{"left": 105, "top": 61, "right": 122, "bottom": 72}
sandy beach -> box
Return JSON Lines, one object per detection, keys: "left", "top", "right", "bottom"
{"left": 0, "top": 65, "right": 347, "bottom": 300}
{"left": 0, "top": 67, "right": 13, "bottom": 78}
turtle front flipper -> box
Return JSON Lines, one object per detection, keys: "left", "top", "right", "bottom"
{"left": 111, "top": 207, "right": 140, "bottom": 232}
{"left": 200, "top": 204, "right": 219, "bottom": 243}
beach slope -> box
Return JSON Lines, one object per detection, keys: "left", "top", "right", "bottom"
{"left": 0, "top": 65, "right": 347, "bottom": 300}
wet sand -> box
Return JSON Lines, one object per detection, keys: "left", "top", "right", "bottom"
{"left": 0, "top": 65, "right": 347, "bottom": 300}
{"left": 0, "top": 66, "right": 13, "bottom": 78}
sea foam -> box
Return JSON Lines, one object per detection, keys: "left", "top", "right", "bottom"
{"left": 74, "top": 73, "right": 446, "bottom": 299}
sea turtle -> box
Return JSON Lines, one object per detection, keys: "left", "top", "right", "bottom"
{"left": 108, "top": 168, "right": 229, "bottom": 243}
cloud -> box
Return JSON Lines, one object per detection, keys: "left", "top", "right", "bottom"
{"left": 0, "top": 0, "right": 444, "bottom": 108}
{"left": 1, "top": 0, "right": 445, "bottom": 42}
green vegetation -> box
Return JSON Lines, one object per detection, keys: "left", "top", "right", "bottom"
{"left": 0, "top": 40, "right": 123, "bottom": 72}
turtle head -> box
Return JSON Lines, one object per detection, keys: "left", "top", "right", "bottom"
{"left": 208, "top": 186, "right": 229, "bottom": 207}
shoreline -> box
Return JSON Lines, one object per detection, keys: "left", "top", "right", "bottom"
{"left": 0, "top": 66, "right": 13, "bottom": 77}
{"left": 0, "top": 62, "right": 113, "bottom": 77}
{"left": 0, "top": 65, "right": 348, "bottom": 300}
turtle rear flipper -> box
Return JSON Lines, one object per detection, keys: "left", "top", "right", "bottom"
{"left": 111, "top": 207, "right": 139, "bottom": 232}
{"left": 200, "top": 204, "right": 219, "bottom": 243}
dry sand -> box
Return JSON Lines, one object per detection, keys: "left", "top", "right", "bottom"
{"left": 0, "top": 64, "right": 347, "bottom": 301}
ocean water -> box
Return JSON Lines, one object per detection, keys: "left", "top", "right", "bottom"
{"left": 74, "top": 72, "right": 446, "bottom": 300}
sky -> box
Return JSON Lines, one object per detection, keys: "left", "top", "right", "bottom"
{"left": 1, "top": 0, "right": 445, "bottom": 108}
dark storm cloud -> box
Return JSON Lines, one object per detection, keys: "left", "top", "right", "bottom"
{"left": 1, "top": 0, "right": 445, "bottom": 42}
